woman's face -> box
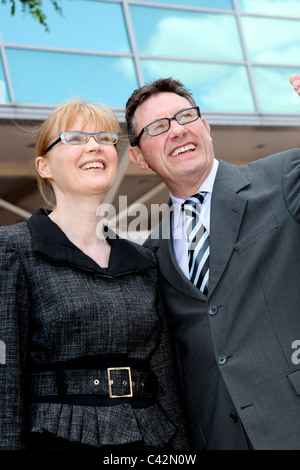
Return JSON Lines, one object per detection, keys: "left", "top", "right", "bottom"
{"left": 36, "top": 115, "right": 118, "bottom": 201}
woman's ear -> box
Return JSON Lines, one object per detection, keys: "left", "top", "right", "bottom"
{"left": 128, "top": 146, "right": 149, "bottom": 171}
{"left": 35, "top": 156, "right": 52, "bottom": 179}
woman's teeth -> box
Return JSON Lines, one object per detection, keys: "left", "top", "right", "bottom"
{"left": 81, "top": 162, "right": 104, "bottom": 170}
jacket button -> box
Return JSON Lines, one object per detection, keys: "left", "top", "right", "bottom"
{"left": 218, "top": 355, "right": 227, "bottom": 365}
{"left": 230, "top": 412, "right": 239, "bottom": 423}
{"left": 208, "top": 306, "right": 218, "bottom": 316}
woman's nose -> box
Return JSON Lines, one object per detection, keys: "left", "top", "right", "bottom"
{"left": 86, "top": 135, "right": 102, "bottom": 150}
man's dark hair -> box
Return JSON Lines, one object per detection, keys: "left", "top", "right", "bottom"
{"left": 125, "top": 77, "right": 197, "bottom": 146}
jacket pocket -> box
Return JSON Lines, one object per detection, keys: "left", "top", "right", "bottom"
{"left": 233, "top": 216, "right": 278, "bottom": 255}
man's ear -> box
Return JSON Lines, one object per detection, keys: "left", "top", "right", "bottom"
{"left": 202, "top": 117, "right": 211, "bottom": 135}
{"left": 128, "top": 146, "right": 149, "bottom": 171}
{"left": 35, "top": 156, "right": 52, "bottom": 179}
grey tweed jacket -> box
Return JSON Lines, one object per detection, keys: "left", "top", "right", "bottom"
{"left": 0, "top": 209, "right": 190, "bottom": 450}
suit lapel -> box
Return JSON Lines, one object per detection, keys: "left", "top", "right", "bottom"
{"left": 150, "top": 160, "right": 250, "bottom": 300}
{"left": 150, "top": 207, "right": 208, "bottom": 300}
{"left": 208, "top": 160, "right": 250, "bottom": 296}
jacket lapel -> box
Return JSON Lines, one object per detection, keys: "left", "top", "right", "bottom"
{"left": 150, "top": 160, "right": 250, "bottom": 300}
{"left": 148, "top": 207, "right": 208, "bottom": 300}
{"left": 208, "top": 160, "right": 250, "bottom": 296}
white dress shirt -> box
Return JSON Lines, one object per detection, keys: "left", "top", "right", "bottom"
{"left": 170, "top": 158, "right": 219, "bottom": 279}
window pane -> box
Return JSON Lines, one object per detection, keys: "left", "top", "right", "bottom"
{"left": 131, "top": 6, "right": 243, "bottom": 60}
{"left": 134, "top": 0, "right": 233, "bottom": 9}
{"left": 253, "top": 67, "right": 300, "bottom": 113}
{"left": 6, "top": 49, "right": 138, "bottom": 107}
{"left": 0, "top": 1, "right": 130, "bottom": 52}
{"left": 238, "top": 0, "right": 300, "bottom": 17}
{"left": 0, "top": 57, "right": 8, "bottom": 102}
{"left": 242, "top": 17, "right": 300, "bottom": 64}
{"left": 141, "top": 60, "right": 255, "bottom": 112}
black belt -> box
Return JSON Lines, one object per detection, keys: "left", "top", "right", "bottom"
{"left": 29, "top": 367, "right": 161, "bottom": 401}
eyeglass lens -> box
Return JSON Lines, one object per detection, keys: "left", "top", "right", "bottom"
{"left": 146, "top": 107, "right": 200, "bottom": 136}
{"left": 61, "top": 132, "right": 119, "bottom": 145}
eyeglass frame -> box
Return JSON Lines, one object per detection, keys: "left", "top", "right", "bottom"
{"left": 131, "top": 106, "right": 201, "bottom": 147}
{"left": 43, "top": 131, "right": 120, "bottom": 155}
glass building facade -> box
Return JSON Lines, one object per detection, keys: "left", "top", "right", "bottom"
{"left": 0, "top": 0, "right": 300, "bottom": 229}
{"left": 1, "top": 0, "right": 300, "bottom": 116}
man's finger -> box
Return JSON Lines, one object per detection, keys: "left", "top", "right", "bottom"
{"left": 290, "top": 74, "right": 300, "bottom": 94}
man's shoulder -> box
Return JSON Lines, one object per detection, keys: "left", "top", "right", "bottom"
{"left": 241, "top": 148, "right": 300, "bottom": 170}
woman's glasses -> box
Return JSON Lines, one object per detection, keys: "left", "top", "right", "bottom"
{"left": 44, "top": 131, "right": 120, "bottom": 155}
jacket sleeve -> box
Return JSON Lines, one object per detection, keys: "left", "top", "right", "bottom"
{"left": 147, "top": 260, "right": 191, "bottom": 450}
{"left": 0, "top": 228, "right": 31, "bottom": 449}
{"left": 282, "top": 148, "right": 300, "bottom": 221}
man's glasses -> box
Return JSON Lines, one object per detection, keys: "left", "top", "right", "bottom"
{"left": 131, "top": 106, "right": 201, "bottom": 147}
{"left": 44, "top": 131, "right": 120, "bottom": 155}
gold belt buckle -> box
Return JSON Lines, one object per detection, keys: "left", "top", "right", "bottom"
{"left": 107, "top": 367, "right": 133, "bottom": 398}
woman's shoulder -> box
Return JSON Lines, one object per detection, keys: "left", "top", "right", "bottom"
{"left": 0, "top": 221, "right": 31, "bottom": 248}
{"left": 105, "top": 226, "right": 158, "bottom": 267}
{"left": 126, "top": 238, "right": 157, "bottom": 261}
{"left": 119, "top": 236, "right": 159, "bottom": 269}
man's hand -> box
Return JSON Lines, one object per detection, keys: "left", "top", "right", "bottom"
{"left": 290, "top": 74, "right": 300, "bottom": 95}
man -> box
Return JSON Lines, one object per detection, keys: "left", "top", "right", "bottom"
{"left": 125, "top": 75, "right": 300, "bottom": 450}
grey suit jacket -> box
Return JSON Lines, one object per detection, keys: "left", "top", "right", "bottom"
{"left": 145, "top": 148, "right": 300, "bottom": 450}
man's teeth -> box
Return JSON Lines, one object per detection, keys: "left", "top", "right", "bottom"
{"left": 171, "top": 144, "right": 195, "bottom": 157}
{"left": 81, "top": 162, "right": 104, "bottom": 170}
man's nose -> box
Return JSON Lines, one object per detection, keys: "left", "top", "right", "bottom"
{"left": 169, "top": 119, "right": 187, "bottom": 138}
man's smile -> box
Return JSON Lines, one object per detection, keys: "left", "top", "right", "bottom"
{"left": 170, "top": 144, "right": 196, "bottom": 157}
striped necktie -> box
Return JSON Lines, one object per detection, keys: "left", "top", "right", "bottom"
{"left": 182, "top": 192, "right": 210, "bottom": 295}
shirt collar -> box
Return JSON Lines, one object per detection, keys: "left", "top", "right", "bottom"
{"left": 170, "top": 158, "right": 219, "bottom": 229}
{"left": 27, "top": 208, "right": 155, "bottom": 276}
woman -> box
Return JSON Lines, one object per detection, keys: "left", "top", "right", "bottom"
{"left": 0, "top": 100, "right": 189, "bottom": 450}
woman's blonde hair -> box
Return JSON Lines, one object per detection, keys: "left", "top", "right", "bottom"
{"left": 35, "top": 99, "right": 120, "bottom": 208}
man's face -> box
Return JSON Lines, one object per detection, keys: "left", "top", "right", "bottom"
{"left": 128, "top": 92, "right": 214, "bottom": 199}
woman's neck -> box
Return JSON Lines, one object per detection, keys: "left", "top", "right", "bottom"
{"left": 49, "top": 198, "right": 111, "bottom": 267}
